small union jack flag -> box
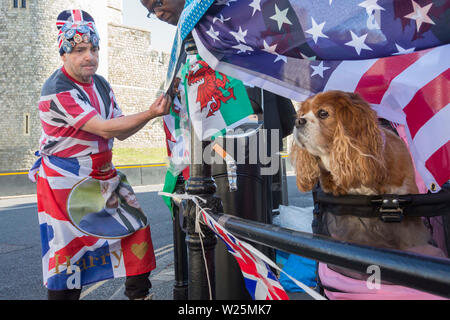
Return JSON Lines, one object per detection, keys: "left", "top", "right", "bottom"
{"left": 56, "top": 9, "right": 95, "bottom": 29}
{"left": 56, "top": 9, "right": 98, "bottom": 50}
{"left": 200, "top": 210, "right": 289, "bottom": 300}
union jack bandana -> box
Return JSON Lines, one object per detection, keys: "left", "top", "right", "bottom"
{"left": 56, "top": 9, "right": 100, "bottom": 55}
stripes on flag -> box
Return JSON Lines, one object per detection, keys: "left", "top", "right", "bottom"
{"left": 354, "top": 49, "right": 450, "bottom": 191}
{"left": 354, "top": 50, "right": 430, "bottom": 104}
{"left": 194, "top": 36, "right": 450, "bottom": 192}
{"left": 403, "top": 70, "right": 449, "bottom": 139}
{"left": 38, "top": 68, "right": 122, "bottom": 159}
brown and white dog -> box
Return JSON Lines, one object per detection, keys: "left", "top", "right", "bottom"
{"left": 291, "top": 90, "right": 437, "bottom": 253}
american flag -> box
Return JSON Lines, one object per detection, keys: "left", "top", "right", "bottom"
{"left": 200, "top": 209, "right": 290, "bottom": 300}
{"left": 187, "top": 0, "right": 449, "bottom": 192}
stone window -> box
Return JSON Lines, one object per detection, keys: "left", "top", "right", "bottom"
{"left": 158, "top": 51, "right": 164, "bottom": 64}
{"left": 12, "top": 0, "right": 26, "bottom": 8}
{"left": 24, "top": 113, "right": 30, "bottom": 135}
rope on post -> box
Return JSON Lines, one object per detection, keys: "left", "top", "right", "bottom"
{"left": 195, "top": 204, "right": 213, "bottom": 300}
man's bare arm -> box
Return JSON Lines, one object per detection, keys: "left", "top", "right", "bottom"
{"left": 80, "top": 94, "right": 171, "bottom": 140}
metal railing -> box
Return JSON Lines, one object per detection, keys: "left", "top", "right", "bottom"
{"left": 171, "top": 193, "right": 450, "bottom": 299}
{"left": 209, "top": 212, "right": 450, "bottom": 299}
{"left": 169, "top": 117, "right": 450, "bottom": 301}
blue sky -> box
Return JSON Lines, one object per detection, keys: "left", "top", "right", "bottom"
{"left": 122, "top": 1, "right": 176, "bottom": 53}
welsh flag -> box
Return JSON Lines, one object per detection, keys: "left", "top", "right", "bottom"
{"left": 181, "top": 54, "right": 254, "bottom": 141}
{"left": 162, "top": 56, "right": 254, "bottom": 210}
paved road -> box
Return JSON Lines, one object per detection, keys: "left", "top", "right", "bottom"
{"left": 0, "top": 175, "right": 313, "bottom": 300}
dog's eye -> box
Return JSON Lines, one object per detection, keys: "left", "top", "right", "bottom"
{"left": 318, "top": 109, "right": 329, "bottom": 119}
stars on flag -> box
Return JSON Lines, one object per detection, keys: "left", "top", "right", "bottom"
{"left": 270, "top": 4, "right": 292, "bottom": 31}
{"left": 233, "top": 42, "right": 254, "bottom": 54}
{"left": 195, "top": 0, "right": 445, "bottom": 64}
{"left": 305, "top": 17, "right": 328, "bottom": 44}
{"left": 358, "top": 0, "right": 385, "bottom": 29}
{"left": 213, "top": 14, "right": 231, "bottom": 24}
{"left": 393, "top": 44, "right": 416, "bottom": 55}
{"left": 262, "top": 40, "right": 277, "bottom": 54}
{"left": 274, "top": 54, "right": 288, "bottom": 64}
{"left": 310, "top": 61, "right": 330, "bottom": 78}
{"left": 229, "top": 25, "right": 254, "bottom": 55}
{"left": 358, "top": 0, "right": 385, "bottom": 12}
{"left": 345, "top": 30, "right": 372, "bottom": 55}
{"left": 393, "top": 43, "right": 415, "bottom": 55}
{"left": 206, "top": 25, "right": 220, "bottom": 42}
{"left": 262, "top": 40, "right": 287, "bottom": 63}
{"left": 249, "top": 0, "right": 261, "bottom": 16}
{"left": 230, "top": 26, "right": 248, "bottom": 43}
{"left": 404, "top": 0, "right": 435, "bottom": 32}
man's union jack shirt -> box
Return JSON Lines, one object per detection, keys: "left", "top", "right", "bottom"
{"left": 38, "top": 67, "right": 123, "bottom": 158}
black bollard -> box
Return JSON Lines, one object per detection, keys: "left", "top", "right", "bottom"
{"left": 172, "top": 175, "right": 188, "bottom": 300}
{"left": 185, "top": 136, "right": 221, "bottom": 300}
{"left": 183, "top": 35, "right": 221, "bottom": 299}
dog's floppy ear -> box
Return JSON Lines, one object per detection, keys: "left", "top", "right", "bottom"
{"left": 329, "top": 92, "right": 386, "bottom": 190}
{"left": 290, "top": 141, "right": 320, "bottom": 192}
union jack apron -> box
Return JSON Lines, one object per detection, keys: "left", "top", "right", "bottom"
{"left": 29, "top": 151, "right": 156, "bottom": 290}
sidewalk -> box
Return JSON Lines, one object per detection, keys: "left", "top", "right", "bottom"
{"left": 0, "top": 158, "right": 294, "bottom": 198}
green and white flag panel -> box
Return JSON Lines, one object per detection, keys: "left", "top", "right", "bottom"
{"left": 182, "top": 55, "right": 254, "bottom": 141}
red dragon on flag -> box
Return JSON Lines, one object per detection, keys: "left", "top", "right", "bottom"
{"left": 187, "top": 60, "right": 236, "bottom": 117}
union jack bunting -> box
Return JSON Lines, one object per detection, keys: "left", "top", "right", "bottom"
{"left": 186, "top": 0, "right": 450, "bottom": 192}
{"left": 200, "top": 210, "right": 290, "bottom": 300}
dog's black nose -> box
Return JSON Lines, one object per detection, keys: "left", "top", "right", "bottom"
{"left": 295, "top": 117, "right": 306, "bottom": 127}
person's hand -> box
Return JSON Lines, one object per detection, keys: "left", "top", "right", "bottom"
{"left": 169, "top": 77, "right": 181, "bottom": 100}
{"left": 149, "top": 94, "right": 172, "bottom": 118}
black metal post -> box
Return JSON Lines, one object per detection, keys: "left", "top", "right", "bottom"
{"left": 185, "top": 130, "right": 221, "bottom": 300}
{"left": 183, "top": 35, "right": 221, "bottom": 299}
{"left": 172, "top": 175, "right": 188, "bottom": 300}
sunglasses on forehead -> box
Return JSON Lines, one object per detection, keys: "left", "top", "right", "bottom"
{"left": 146, "top": 0, "right": 163, "bottom": 18}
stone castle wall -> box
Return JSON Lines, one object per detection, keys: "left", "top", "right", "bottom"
{"left": 0, "top": 0, "right": 169, "bottom": 171}
{"left": 108, "top": 23, "right": 170, "bottom": 150}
